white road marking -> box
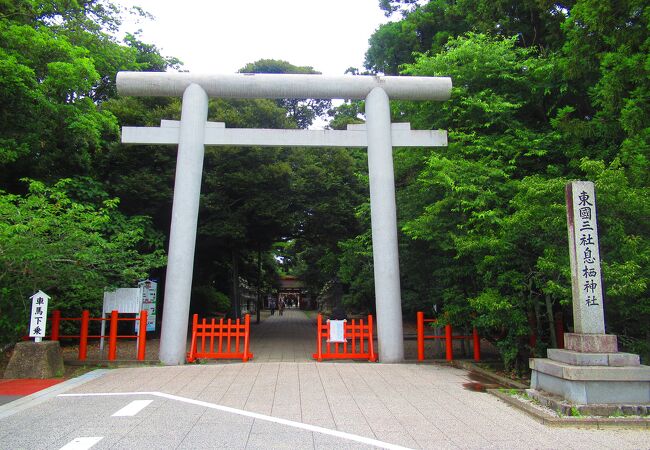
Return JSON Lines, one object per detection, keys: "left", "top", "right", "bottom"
{"left": 111, "top": 399, "right": 153, "bottom": 417}
{"left": 59, "top": 391, "right": 413, "bottom": 450}
{"left": 58, "top": 437, "right": 103, "bottom": 450}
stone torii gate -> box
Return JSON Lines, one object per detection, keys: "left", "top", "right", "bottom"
{"left": 116, "top": 72, "right": 451, "bottom": 365}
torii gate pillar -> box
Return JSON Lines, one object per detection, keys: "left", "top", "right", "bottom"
{"left": 117, "top": 72, "right": 451, "bottom": 365}
{"left": 366, "top": 87, "right": 403, "bottom": 362}
{"left": 159, "top": 84, "right": 208, "bottom": 365}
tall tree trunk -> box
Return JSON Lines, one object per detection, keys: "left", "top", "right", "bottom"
{"left": 256, "top": 245, "right": 262, "bottom": 324}
{"left": 231, "top": 249, "right": 240, "bottom": 319}
{"left": 545, "top": 293, "right": 557, "bottom": 348}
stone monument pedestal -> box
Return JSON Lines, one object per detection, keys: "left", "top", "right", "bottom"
{"left": 529, "top": 333, "right": 650, "bottom": 407}
{"left": 3, "top": 341, "right": 64, "bottom": 379}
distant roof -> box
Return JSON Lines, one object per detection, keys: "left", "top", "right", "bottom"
{"left": 279, "top": 275, "right": 304, "bottom": 289}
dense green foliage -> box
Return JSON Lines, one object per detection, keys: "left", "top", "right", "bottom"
{"left": 0, "top": 179, "right": 165, "bottom": 344}
{"left": 1, "top": 0, "right": 647, "bottom": 370}
{"left": 335, "top": 0, "right": 649, "bottom": 368}
{"left": 0, "top": 0, "right": 171, "bottom": 344}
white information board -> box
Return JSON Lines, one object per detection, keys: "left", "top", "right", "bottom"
{"left": 101, "top": 288, "right": 143, "bottom": 350}
{"left": 103, "top": 288, "right": 142, "bottom": 314}
{"left": 138, "top": 279, "right": 157, "bottom": 332}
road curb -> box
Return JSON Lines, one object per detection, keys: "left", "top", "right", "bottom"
{"left": 0, "top": 369, "right": 108, "bottom": 419}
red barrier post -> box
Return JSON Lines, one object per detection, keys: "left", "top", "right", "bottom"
{"left": 201, "top": 317, "right": 205, "bottom": 353}
{"left": 243, "top": 314, "right": 251, "bottom": 362}
{"left": 445, "top": 324, "right": 453, "bottom": 361}
{"left": 472, "top": 327, "right": 481, "bottom": 361}
{"left": 137, "top": 310, "right": 147, "bottom": 361}
{"left": 417, "top": 312, "right": 424, "bottom": 361}
{"left": 368, "top": 314, "right": 376, "bottom": 362}
{"left": 108, "top": 310, "right": 118, "bottom": 361}
{"left": 51, "top": 310, "right": 61, "bottom": 341}
{"left": 187, "top": 314, "right": 198, "bottom": 362}
{"left": 79, "top": 310, "right": 90, "bottom": 361}
{"left": 235, "top": 317, "right": 241, "bottom": 353}
{"left": 316, "top": 314, "right": 323, "bottom": 361}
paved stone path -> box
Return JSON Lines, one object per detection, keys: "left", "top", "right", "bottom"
{"left": 249, "top": 309, "right": 316, "bottom": 362}
{"left": 1, "top": 309, "right": 648, "bottom": 449}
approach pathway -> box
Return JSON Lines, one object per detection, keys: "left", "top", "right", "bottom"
{"left": 2, "top": 362, "right": 648, "bottom": 449}
{"left": 2, "top": 312, "right": 648, "bottom": 449}
{"left": 249, "top": 308, "right": 316, "bottom": 362}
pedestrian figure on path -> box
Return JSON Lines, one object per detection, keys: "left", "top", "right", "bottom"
{"left": 278, "top": 298, "right": 285, "bottom": 316}
{"left": 331, "top": 305, "right": 347, "bottom": 321}
{"left": 270, "top": 298, "right": 276, "bottom": 316}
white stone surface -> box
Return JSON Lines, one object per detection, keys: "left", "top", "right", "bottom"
{"left": 566, "top": 181, "right": 605, "bottom": 334}
{"left": 547, "top": 348, "right": 641, "bottom": 367}
{"left": 117, "top": 72, "right": 452, "bottom": 101}
{"left": 15, "top": 362, "right": 645, "bottom": 449}
{"left": 158, "top": 84, "right": 209, "bottom": 365}
{"left": 531, "top": 369, "right": 650, "bottom": 404}
{"left": 122, "top": 123, "right": 448, "bottom": 147}
{"left": 366, "top": 87, "right": 404, "bottom": 363}
{"left": 531, "top": 358, "right": 650, "bottom": 381}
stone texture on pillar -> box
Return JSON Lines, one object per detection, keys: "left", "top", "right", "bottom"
{"left": 564, "top": 332, "right": 618, "bottom": 353}
{"left": 566, "top": 181, "right": 605, "bottom": 334}
{"left": 158, "top": 84, "right": 209, "bottom": 365}
{"left": 365, "top": 87, "right": 404, "bottom": 363}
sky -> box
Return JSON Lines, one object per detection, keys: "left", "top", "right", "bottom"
{"left": 116, "top": 0, "right": 391, "bottom": 75}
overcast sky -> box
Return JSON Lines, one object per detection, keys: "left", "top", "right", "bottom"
{"left": 117, "top": 0, "right": 390, "bottom": 75}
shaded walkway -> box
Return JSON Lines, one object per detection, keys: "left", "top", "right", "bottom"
{"left": 249, "top": 309, "right": 316, "bottom": 362}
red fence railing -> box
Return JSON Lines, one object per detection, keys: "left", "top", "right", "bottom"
{"left": 416, "top": 312, "right": 480, "bottom": 362}
{"left": 313, "top": 314, "right": 377, "bottom": 362}
{"left": 187, "top": 314, "right": 253, "bottom": 363}
{"left": 49, "top": 309, "right": 147, "bottom": 361}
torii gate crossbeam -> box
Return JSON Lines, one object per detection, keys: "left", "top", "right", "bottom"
{"left": 117, "top": 73, "right": 451, "bottom": 365}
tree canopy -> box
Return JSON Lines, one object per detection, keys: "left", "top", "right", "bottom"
{"left": 340, "top": 0, "right": 649, "bottom": 367}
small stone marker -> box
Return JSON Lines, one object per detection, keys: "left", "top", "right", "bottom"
{"left": 4, "top": 290, "right": 63, "bottom": 379}
{"left": 29, "top": 290, "right": 50, "bottom": 342}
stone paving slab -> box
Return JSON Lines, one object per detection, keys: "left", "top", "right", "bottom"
{"left": 1, "top": 362, "right": 644, "bottom": 449}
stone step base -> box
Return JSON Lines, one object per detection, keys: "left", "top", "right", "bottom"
{"left": 530, "top": 358, "right": 650, "bottom": 404}
{"left": 526, "top": 388, "right": 650, "bottom": 417}
{"left": 547, "top": 348, "right": 640, "bottom": 367}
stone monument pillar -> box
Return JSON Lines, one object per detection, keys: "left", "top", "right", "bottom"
{"left": 529, "top": 181, "right": 650, "bottom": 409}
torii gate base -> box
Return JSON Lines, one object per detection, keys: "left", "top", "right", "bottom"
{"left": 117, "top": 72, "right": 451, "bottom": 365}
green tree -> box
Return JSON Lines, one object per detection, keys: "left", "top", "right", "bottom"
{"left": 367, "top": 0, "right": 573, "bottom": 75}
{"left": 239, "top": 59, "right": 332, "bottom": 128}
{"left": 0, "top": 0, "right": 177, "bottom": 187}
{"left": 0, "top": 179, "right": 165, "bottom": 346}
{"left": 358, "top": 0, "right": 650, "bottom": 366}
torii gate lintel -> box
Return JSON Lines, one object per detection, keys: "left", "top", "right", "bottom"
{"left": 122, "top": 120, "right": 448, "bottom": 148}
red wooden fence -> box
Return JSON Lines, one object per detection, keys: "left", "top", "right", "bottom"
{"left": 50, "top": 309, "right": 147, "bottom": 361}
{"left": 187, "top": 314, "right": 253, "bottom": 362}
{"left": 416, "top": 312, "right": 480, "bottom": 362}
{"left": 313, "top": 314, "right": 377, "bottom": 362}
